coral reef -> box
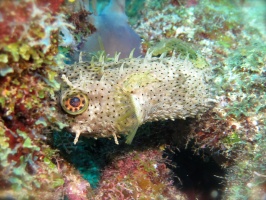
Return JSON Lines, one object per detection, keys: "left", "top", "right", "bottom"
{"left": 134, "top": 0, "right": 266, "bottom": 199}
{"left": 94, "top": 149, "right": 187, "bottom": 199}
{"left": 0, "top": 0, "right": 91, "bottom": 199}
{"left": 1, "top": 0, "right": 265, "bottom": 199}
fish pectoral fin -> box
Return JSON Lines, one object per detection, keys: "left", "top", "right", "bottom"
{"left": 73, "top": 131, "right": 81, "bottom": 145}
{"left": 125, "top": 125, "right": 139, "bottom": 144}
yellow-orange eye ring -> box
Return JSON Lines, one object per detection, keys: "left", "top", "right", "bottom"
{"left": 60, "top": 92, "right": 89, "bottom": 115}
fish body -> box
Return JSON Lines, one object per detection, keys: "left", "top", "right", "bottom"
{"left": 57, "top": 53, "right": 213, "bottom": 144}
{"left": 78, "top": 0, "right": 142, "bottom": 59}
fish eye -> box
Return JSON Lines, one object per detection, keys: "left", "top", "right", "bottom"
{"left": 60, "top": 92, "right": 89, "bottom": 115}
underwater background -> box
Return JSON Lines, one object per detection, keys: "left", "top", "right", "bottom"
{"left": 0, "top": 0, "right": 265, "bottom": 199}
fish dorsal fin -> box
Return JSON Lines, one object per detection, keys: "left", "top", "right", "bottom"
{"left": 102, "top": 0, "right": 126, "bottom": 14}
{"left": 101, "top": 0, "right": 127, "bottom": 23}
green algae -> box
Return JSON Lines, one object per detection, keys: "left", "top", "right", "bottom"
{"left": 151, "top": 38, "right": 209, "bottom": 69}
{"left": 0, "top": 54, "right": 8, "bottom": 63}
{"left": 151, "top": 38, "right": 198, "bottom": 59}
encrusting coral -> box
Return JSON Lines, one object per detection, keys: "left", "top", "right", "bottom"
{"left": 94, "top": 149, "right": 187, "bottom": 199}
